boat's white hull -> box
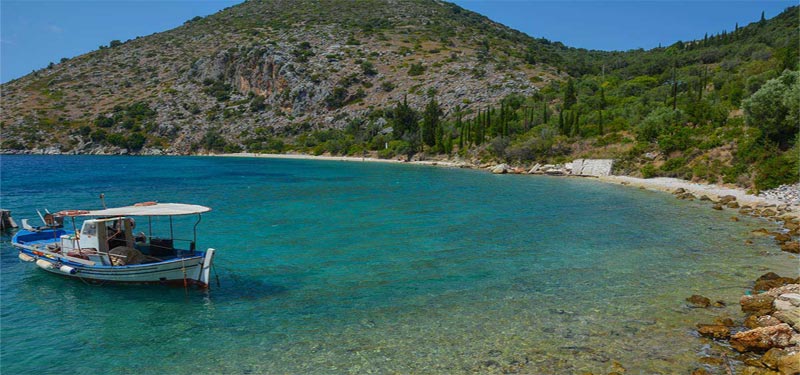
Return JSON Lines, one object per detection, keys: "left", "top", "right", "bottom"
{"left": 19, "top": 249, "right": 216, "bottom": 287}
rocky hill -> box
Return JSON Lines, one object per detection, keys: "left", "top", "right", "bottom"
{"left": 0, "top": 0, "right": 567, "bottom": 155}
{"left": 1, "top": 1, "right": 797, "bottom": 191}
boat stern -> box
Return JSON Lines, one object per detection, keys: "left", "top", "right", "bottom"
{"left": 199, "top": 248, "right": 216, "bottom": 288}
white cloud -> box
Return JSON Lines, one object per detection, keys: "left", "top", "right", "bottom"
{"left": 47, "top": 24, "right": 62, "bottom": 33}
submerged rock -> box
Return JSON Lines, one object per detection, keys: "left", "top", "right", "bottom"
{"left": 712, "top": 204, "right": 724, "bottom": 210}
{"left": 744, "top": 315, "right": 783, "bottom": 329}
{"left": 754, "top": 273, "right": 797, "bottom": 293}
{"left": 687, "top": 294, "right": 712, "bottom": 308}
{"left": 780, "top": 241, "right": 799, "bottom": 254}
{"left": 742, "top": 294, "right": 777, "bottom": 316}
{"left": 730, "top": 323, "right": 794, "bottom": 352}
{"left": 697, "top": 324, "right": 731, "bottom": 339}
{"left": 714, "top": 317, "right": 736, "bottom": 327}
{"left": 761, "top": 347, "right": 800, "bottom": 374}
{"left": 740, "top": 366, "right": 780, "bottom": 375}
{"left": 774, "top": 233, "right": 792, "bottom": 244}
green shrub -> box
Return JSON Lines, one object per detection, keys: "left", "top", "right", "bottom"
{"left": 407, "top": 63, "right": 425, "bottom": 76}
{"left": 126, "top": 133, "right": 146, "bottom": 150}
{"left": 657, "top": 127, "right": 694, "bottom": 154}
{"left": 754, "top": 149, "right": 799, "bottom": 191}
{"left": 640, "top": 164, "right": 657, "bottom": 178}
{"left": 660, "top": 157, "right": 687, "bottom": 172}
{"left": 636, "top": 107, "right": 683, "bottom": 142}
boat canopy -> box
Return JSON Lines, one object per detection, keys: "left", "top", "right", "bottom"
{"left": 56, "top": 203, "right": 211, "bottom": 217}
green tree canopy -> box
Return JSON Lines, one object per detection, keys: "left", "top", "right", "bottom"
{"left": 743, "top": 70, "right": 800, "bottom": 149}
{"left": 421, "top": 97, "right": 442, "bottom": 148}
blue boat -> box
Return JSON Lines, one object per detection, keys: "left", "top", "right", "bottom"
{"left": 12, "top": 202, "right": 216, "bottom": 287}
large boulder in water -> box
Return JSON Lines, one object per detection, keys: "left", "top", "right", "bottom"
{"left": 754, "top": 273, "right": 797, "bottom": 293}
{"left": 742, "top": 294, "right": 777, "bottom": 316}
{"left": 780, "top": 241, "right": 800, "bottom": 254}
{"left": 773, "top": 308, "right": 800, "bottom": 330}
{"left": 730, "top": 323, "right": 794, "bottom": 352}
{"left": 696, "top": 324, "right": 730, "bottom": 339}
{"left": 490, "top": 164, "right": 510, "bottom": 174}
{"left": 686, "top": 294, "right": 711, "bottom": 308}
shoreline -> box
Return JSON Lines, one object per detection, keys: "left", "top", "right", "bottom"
{"left": 212, "top": 152, "right": 799, "bottom": 214}
{"left": 212, "top": 152, "right": 469, "bottom": 168}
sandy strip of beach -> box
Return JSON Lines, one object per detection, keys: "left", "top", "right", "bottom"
{"left": 599, "top": 175, "right": 796, "bottom": 212}
{"left": 212, "top": 152, "right": 797, "bottom": 214}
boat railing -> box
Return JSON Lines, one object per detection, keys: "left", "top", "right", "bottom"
{"left": 137, "top": 235, "right": 196, "bottom": 254}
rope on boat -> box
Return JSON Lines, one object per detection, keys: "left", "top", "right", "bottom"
{"left": 212, "top": 264, "right": 220, "bottom": 288}
{"left": 181, "top": 256, "right": 188, "bottom": 295}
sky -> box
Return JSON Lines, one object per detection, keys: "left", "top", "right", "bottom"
{"left": 1, "top": 0, "right": 795, "bottom": 84}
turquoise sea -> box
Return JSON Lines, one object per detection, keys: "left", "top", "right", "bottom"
{"left": 1, "top": 155, "right": 796, "bottom": 374}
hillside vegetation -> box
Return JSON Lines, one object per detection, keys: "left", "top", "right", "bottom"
{"left": 1, "top": 1, "right": 797, "bottom": 190}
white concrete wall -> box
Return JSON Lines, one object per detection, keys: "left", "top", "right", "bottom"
{"left": 571, "top": 159, "right": 614, "bottom": 176}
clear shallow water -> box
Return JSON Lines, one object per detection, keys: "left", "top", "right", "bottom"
{"left": 1, "top": 155, "right": 796, "bottom": 374}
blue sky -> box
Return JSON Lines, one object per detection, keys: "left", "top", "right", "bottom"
{"left": 1, "top": 1, "right": 795, "bottom": 83}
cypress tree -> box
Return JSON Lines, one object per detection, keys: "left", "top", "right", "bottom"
{"left": 434, "top": 122, "right": 444, "bottom": 153}
{"left": 542, "top": 100, "right": 548, "bottom": 123}
{"left": 759, "top": 11, "right": 766, "bottom": 26}
{"left": 421, "top": 97, "right": 442, "bottom": 148}
{"left": 457, "top": 116, "right": 464, "bottom": 150}
{"left": 563, "top": 79, "right": 577, "bottom": 110}
{"left": 598, "top": 87, "right": 606, "bottom": 135}
{"left": 671, "top": 64, "right": 678, "bottom": 112}
{"left": 486, "top": 107, "right": 492, "bottom": 137}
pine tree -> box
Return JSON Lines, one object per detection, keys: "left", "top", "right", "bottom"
{"left": 760, "top": 11, "right": 766, "bottom": 26}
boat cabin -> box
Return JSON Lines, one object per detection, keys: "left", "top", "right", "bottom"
{"left": 61, "top": 215, "right": 197, "bottom": 265}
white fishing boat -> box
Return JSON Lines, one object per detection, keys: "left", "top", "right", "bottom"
{"left": 12, "top": 202, "right": 217, "bottom": 288}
